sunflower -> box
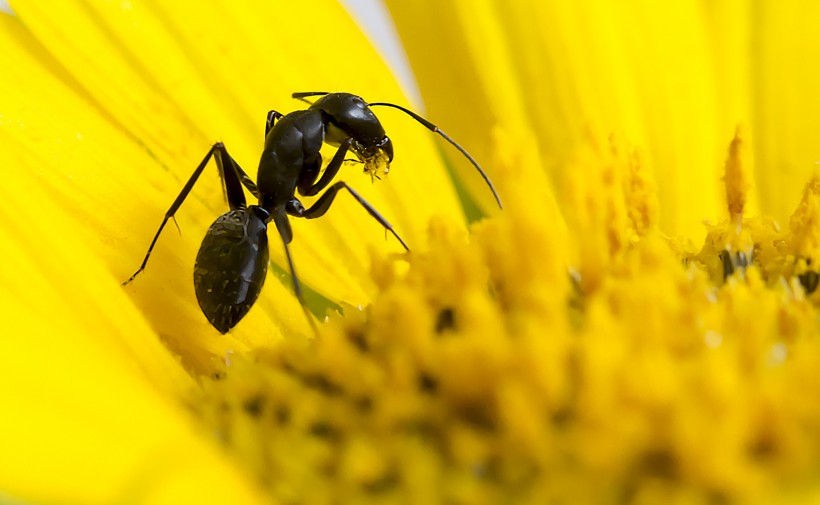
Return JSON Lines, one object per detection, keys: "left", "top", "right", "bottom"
{"left": 2, "top": 1, "right": 820, "bottom": 504}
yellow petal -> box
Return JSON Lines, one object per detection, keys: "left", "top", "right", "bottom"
{"left": 749, "top": 2, "right": 820, "bottom": 224}
{"left": 0, "top": 132, "right": 265, "bottom": 505}
{"left": 0, "top": 12, "right": 295, "bottom": 372}
{"left": 386, "top": 0, "right": 757, "bottom": 239}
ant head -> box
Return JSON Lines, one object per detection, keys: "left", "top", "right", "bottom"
{"left": 310, "top": 93, "right": 394, "bottom": 165}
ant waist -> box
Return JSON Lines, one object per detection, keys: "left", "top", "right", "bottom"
{"left": 246, "top": 205, "right": 272, "bottom": 223}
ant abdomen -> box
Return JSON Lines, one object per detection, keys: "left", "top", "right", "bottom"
{"left": 194, "top": 208, "right": 270, "bottom": 333}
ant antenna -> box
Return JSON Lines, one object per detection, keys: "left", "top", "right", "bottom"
{"left": 368, "top": 102, "right": 502, "bottom": 209}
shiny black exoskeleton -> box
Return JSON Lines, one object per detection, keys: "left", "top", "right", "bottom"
{"left": 124, "top": 92, "right": 502, "bottom": 333}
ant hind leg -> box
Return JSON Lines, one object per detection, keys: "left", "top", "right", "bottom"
{"left": 124, "top": 142, "right": 252, "bottom": 284}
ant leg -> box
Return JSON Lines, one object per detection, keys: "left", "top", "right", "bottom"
{"left": 292, "top": 91, "right": 330, "bottom": 106}
{"left": 265, "top": 110, "right": 284, "bottom": 137}
{"left": 214, "top": 146, "right": 250, "bottom": 211}
{"left": 215, "top": 146, "right": 259, "bottom": 200}
{"left": 290, "top": 181, "right": 409, "bottom": 251}
{"left": 236, "top": 169, "right": 259, "bottom": 199}
{"left": 270, "top": 213, "right": 319, "bottom": 337}
{"left": 292, "top": 91, "right": 331, "bottom": 99}
{"left": 299, "top": 138, "right": 353, "bottom": 197}
{"left": 124, "top": 142, "right": 249, "bottom": 284}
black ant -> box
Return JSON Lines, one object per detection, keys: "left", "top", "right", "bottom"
{"left": 124, "top": 92, "right": 502, "bottom": 334}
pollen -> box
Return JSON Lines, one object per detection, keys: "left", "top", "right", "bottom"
{"left": 360, "top": 150, "right": 391, "bottom": 181}
{"left": 192, "top": 134, "right": 820, "bottom": 503}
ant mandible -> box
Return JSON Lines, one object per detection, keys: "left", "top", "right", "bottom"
{"left": 124, "top": 92, "right": 502, "bottom": 334}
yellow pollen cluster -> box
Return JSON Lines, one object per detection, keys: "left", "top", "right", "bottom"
{"left": 357, "top": 150, "right": 391, "bottom": 182}
{"left": 192, "top": 132, "right": 820, "bottom": 504}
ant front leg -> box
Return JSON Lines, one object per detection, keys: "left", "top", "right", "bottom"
{"left": 124, "top": 142, "right": 251, "bottom": 284}
{"left": 287, "top": 181, "right": 410, "bottom": 251}
{"left": 298, "top": 138, "right": 353, "bottom": 197}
